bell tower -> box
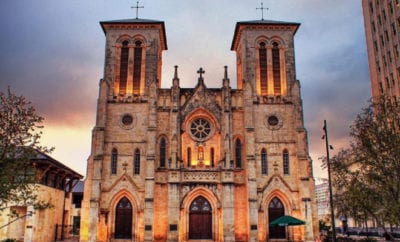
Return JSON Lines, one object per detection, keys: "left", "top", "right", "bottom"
{"left": 231, "top": 20, "right": 299, "bottom": 96}
{"left": 100, "top": 19, "right": 167, "bottom": 97}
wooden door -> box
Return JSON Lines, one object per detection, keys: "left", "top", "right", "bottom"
{"left": 189, "top": 196, "right": 212, "bottom": 239}
{"left": 268, "top": 197, "right": 286, "bottom": 239}
{"left": 115, "top": 197, "right": 132, "bottom": 239}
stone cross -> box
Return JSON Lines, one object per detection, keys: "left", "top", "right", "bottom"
{"left": 131, "top": 1, "right": 144, "bottom": 19}
{"left": 197, "top": 67, "right": 205, "bottom": 79}
{"left": 256, "top": 2, "right": 269, "bottom": 21}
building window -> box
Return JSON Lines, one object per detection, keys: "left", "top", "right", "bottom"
{"left": 235, "top": 139, "right": 242, "bottom": 168}
{"left": 392, "top": 23, "right": 397, "bottom": 35}
{"left": 374, "top": 41, "right": 378, "bottom": 52}
{"left": 369, "top": 1, "right": 374, "bottom": 13}
{"left": 380, "top": 35, "right": 385, "bottom": 46}
{"left": 210, "top": 148, "right": 215, "bottom": 167}
{"left": 261, "top": 148, "right": 268, "bottom": 175}
{"left": 378, "top": 14, "right": 382, "bottom": 26}
{"left": 160, "top": 138, "right": 166, "bottom": 168}
{"left": 133, "top": 40, "right": 143, "bottom": 94}
{"left": 259, "top": 42, "right": 268, "bottom": 95}
{"left": 134, "top": 149, "right": 140, "bottom": 175}
{"left": 272, "top": 42, "right": 281, "bottom": 94}
{"left": 119, "top": 40, "right": 129, "bottom": 95}
{"left": 187, "top": 147, "right": 192, "bottom": 166}
{"left": 383, "top": 10, "right": 387, "bottom": 22}
{"left": 111, "top": 148, "right": 118, "bottom": 174}
{"left": 372, "top": 21, "right": 376, "bottom": 33}
{"left": 385, "top": 30, "right": 389, "bottom": 42}
{"left": 379, "top": 82, "right": 384, "bottom": 93}
{"left": 283, "top": 149, "right": 289, "bottom": 175}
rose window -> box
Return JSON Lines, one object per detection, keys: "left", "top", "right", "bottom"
{"left": 190, "top": 118, "right": 212, "bottom": 140}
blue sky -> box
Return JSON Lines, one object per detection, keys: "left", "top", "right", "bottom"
{"left": 0, "top": 0, "right": 371, "bottom": 179}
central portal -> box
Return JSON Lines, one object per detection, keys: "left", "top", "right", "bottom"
{"left": 189, "top": 196, "right": 212, "bottom": 239}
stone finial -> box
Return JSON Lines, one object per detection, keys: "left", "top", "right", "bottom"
{"left": 173, "top": 65, "right": 179, "bottom": 87}
{"left": 174, "top": 65, "right": 179, "bottom": 79}
{"left": 223, "top": 66, "right": 230, "bottom": 87}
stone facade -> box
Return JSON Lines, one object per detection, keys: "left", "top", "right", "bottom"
{"left": 0, "top": 151, "right": 82, "bottom": 242}
{"left": 81, "top": 18, "right": 318, "bottom": 242}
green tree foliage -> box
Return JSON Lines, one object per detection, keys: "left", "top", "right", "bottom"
{"left": 331, "top": 96, "right": 400, "bottom": 228}
{"left": 0, "top": 87, "right": 53, "bottom": 211}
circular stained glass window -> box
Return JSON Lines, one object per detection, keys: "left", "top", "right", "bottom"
{"left": 122, "top": 114, "right": 133, "bottom": 125}
{"left": 190, "top": 118, "right": 212, "bottom": 140}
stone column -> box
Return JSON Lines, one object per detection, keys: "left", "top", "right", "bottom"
{"left": 144, "top": 81, "right": 157, "bottom": 241}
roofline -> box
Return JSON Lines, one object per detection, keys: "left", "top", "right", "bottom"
{"left": 32, "top": 150, "right": 83, "bottom": 179}
{"left": 100, "top": 20, "right": 168, "bottom": 50}
{"left": 231, "top": 21, "right": 300, "bottom": 50}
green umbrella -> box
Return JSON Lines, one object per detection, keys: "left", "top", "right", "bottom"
{"left": 269, "top": 216, "right": 306, "bottom": 242}
{"left": 269, "top": 215, "right": 305, "bottom": 227}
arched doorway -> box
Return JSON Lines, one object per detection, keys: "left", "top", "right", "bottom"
{"left": 115, "top": 197, "right": 132, "bottom": 239}
{"left": 189, "top": 196, "right": 212, "bottom": 239}
{"left": 269, "top": 197, "right": 285, "bottom": 239}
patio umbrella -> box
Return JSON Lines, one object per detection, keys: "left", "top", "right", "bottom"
{"left": 269, "top": 215, "right": 305, "bottom": 241}
{"left": 269, "top": 215, "right": 305, "bottom": 227}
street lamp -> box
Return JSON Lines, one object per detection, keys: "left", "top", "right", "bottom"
{"left": 323, "top": 120, "right": 336, "bottom": 242}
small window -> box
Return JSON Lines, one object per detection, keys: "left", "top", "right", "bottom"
{"left": 111, "top": 148, "right": 118, "bottom": 174}
{"left": 261, "top": 148, "right": 268, "bottom": 175}
{"left": 210, "top": 148, "right": 215, "bottom": 167}
{"left": 134, "top": 149, "right": 140, "bottom": 175}
{"left": 235, "top": 139, "right": 242, "bottom": 168}
{"left": 160, "top": 138, "right": 166, "bottom": 168}
{"left": 283, "top": 149, "right": 289, "bottom": 175}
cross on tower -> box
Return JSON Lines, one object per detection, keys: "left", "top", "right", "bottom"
{"left": 197, "top": 67, "right": 205, "bottom": 79}
{"left": 256, "top": 2, "right": 269, "bottom": 21}
{"left": 131, "top": 1, "right": 144, "bottom": 19}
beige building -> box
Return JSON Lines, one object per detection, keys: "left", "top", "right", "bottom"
{"left": 80, "top": 16, "right": 318, "bottom": 242}
{"left": 362, "top": 0, "right": 400, "bottom": 101}
{"left": 0, "top": 151, "right": 82, "bottom": 242}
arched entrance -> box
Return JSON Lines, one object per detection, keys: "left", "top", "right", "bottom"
{"left": 269, "top": 197, "right": 285, "bottom": 239}
{"left": 189, "top": 196, "right": 212, "bottom": 239}
{"left": 115, "top": 197, "right": 132, "bottom": 239}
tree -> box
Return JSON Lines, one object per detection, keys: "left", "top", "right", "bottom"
{"left": 330, "top": 96, "right": 400, "bottom": 234}
{"left": 0, "top": 87, "right": 53, "bottom": 212}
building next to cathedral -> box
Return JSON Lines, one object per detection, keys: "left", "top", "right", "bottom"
{"left": 80, "top": 14, "right": 319, "bottom": 242}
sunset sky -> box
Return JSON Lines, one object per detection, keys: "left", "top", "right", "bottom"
{"left": 0, "top": 0, "right": 370, "bottom": 179}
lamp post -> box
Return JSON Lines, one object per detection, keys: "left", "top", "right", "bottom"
{"left": 323, "top": 120, "right": 336, "bottom": 242}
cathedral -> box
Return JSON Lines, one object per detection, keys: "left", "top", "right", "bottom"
{"left": 80, "top": 13, "right": 319, "bottom": 242}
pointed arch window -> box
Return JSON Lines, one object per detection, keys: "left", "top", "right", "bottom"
{"left": 133, "top": 40, "right": 143, "bottom": 94}
{"left": 283, "top": 149, "right": 289, "bottom": 175}
{"left": 160, "top": 138, "right": 166, "bottom": 168}
{"left": 235, "top": 139, "right": 242, "bottom": 168}
{"left": 272, "top": 42, "right": 281, "bottom": 94}
{"left": 261, "top": 148, "right": 268, "bottom": 175}
{"left": 259, "top": 42, "right": 268, "bottom": 95}
{"left": 119, "top": 40, "right": 129, "bottom": 95}
{"left": 111, "top": 148, "right": 118, "bottom": 174}
{"left": 134, "top": 149, "right": 140, "bottom": 175}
